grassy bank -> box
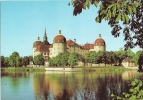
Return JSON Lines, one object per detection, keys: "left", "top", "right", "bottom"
{"left": 1, "top": 67, "right": 45, "bottom": 72}
{"left": 1, "top": 66, "right": 132, "bottom": 72}
{"left": 82, "top": 66, "right": 132, "bottom": 72}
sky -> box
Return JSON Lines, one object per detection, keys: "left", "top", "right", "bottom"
{"left": 1, "top": 0, "right": 141, "bottom": 57}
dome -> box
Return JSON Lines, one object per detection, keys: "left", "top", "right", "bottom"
{"left": 94, "top": 34, "right": 106, "bottom": 46}
{"left": 54, "top": 30, "right": 66, "bottom": 43}
{"left": 33, "top": 41, "right": 42, "bottom": 47}
{"left": 33, "top": 37, "right": 42, "bottom": 47}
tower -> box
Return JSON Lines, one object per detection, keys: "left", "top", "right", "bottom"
{"left": 49, "top": 30, "right": 67, "bottom": 58}
{"left": 43, "top": 28, "right": 49, "bottom": 45}
{"left": 93, "top": 34, "right": 106, "bottom": 52}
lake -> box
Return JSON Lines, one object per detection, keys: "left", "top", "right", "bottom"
{"left": 1, "top": 70, "right": 143, "bottom": 100}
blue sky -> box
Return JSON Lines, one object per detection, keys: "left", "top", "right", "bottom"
{"left": 1, "top": 0, "right": 140, "bottom": 57}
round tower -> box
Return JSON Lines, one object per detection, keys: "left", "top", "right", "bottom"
{"left": 51, "top": 30, "right": 67, "bottom": 57}
{"left": 94, "top": 34, "right": 106, "bottom": 52}
{"left": 33, "top": 36, "right": 42, "bottom": 58}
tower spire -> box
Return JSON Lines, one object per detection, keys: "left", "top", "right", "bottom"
{"left": 44, "top": 27, "right": 46, "bottom": 35}
{"left": 43, "top": 28, "right": 49, "bottom": 45}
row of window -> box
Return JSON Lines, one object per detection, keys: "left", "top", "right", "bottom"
{"left": 41, "top": 53, "right": 48, "bottom": 55}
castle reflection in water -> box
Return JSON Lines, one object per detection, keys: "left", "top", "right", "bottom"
{"left": 1, "top": 71, "right": 143, "bottom": 100}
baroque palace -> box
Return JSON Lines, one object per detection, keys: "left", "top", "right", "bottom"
{"left": 33, "top": 29, "right": 106, "bottom": 60}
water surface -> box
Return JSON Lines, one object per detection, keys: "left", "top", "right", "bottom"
{"left": 1, "top": 70, "right": 143, "bottom": 100}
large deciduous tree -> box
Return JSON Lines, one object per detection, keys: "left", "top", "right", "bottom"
{"left": 9, "top": 51, "right": 20, "bottom": 67}
{"left": 132, "top": 50, "right": 142, "bottom": 65}
{"left": 1, "top": 56, "right": 5, "bottom": 67}
{"left": 69, "top": 0, "right": 143, "bottom": 50}
{"left": 68, "top": 52, "right": 78, "bottom": 67}
{"left": 33, "top": 55, "right": 45, "bottom": 66}
{"left": 22, "top": 56, "right": 30, "bottom": 67}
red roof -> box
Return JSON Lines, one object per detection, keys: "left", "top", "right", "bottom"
{"left": 94, "top": 38, "right": 105, "bottom": 46}
{"left": 66, "top": 40, "right": 74, "bottom": 46}
{"left": 33, "top": 41, "right": 42, "bottom": 47}
{"left": 54, "top": 34, "right": 66, "bottom": 43}
{"left": 35, "top": 43, "right": 50, "bottom": 53}
{"left": 66, "top": 39, "right": 81, "bottom": 47}
{"left": 82, "top": 43, "right": 94, "bottom": 50}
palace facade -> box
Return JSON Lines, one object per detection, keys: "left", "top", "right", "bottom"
{"left": 33, "top": 29, "right": 106, "bottom": 60}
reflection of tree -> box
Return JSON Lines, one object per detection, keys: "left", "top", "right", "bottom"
{"left": 2, "top": 72, "right": 30, "bottom": 91}
{"left": 54, "top": 73, "right": 75, "bottom": 100}
{"left": 32, "top": 71, "right": 143, "bottom": 100}
{"left": 33, "top": 72, "right": 50, "bottom": 100}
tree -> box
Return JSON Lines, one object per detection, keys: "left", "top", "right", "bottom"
{"left": 69, "top": 0, "right": 143, "bottom": 50}
{"left": 132, "top": 50, "right": 142, "bottom": 65}
{"left": 9, "top": 51, "right": 20, "bottom": 67}
{"left": 114, "top": 48, "right": 127, "bottom": 65}
{"left": 96, "top": 51, "right": 104, "bottom": 66}
{"left": 28, "top": 55, "right": 33, "bottom": 62}
{"left": 111, "top": 79, "right": 143, "bottom": 100}
{"left": 1, "top": 56, "right": 5, "bottom": 67}
{"left": 68, "top": 52, "right": 78, "bottom": 67}
{"left": 60, "top": 53, "right": 69, "bottom": 66}
{"left": 33, "top": 55, "right": 45, "bottom": 66}
{"left": 126, "top": 49, "right": 135, "bottom": 58}
{"left": 106, "top": 51, "right": 117, "bottom": 66}
{"left": 4, "top": 57, "right": 10, "bottom": 67}
{"left": 22, "top": 56, "right": 30, "bottom": 67}
{"left": 138, "top": 53, "right": 143, "bottom": 71}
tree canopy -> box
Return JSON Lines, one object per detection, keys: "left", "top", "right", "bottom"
{"left": 33, "top": 55, "right": 45, "bottom": 66}
{"left": 9, "top": 51, "right": 20, "bottom": 67}
{"left": 69, "top": 0, "right": 143, "bottom": 50}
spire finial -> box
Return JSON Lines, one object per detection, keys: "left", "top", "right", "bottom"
{"left": 44, "top": 27, "right": 46, "bottom": 35}
{"left": 99, "top": 34, "right": 101, "bottom": 38}
{"left": 59, "top": 30, "right": 61, "bottom": 34}
{"left": 37, "top": 35, "right": 40, "bottom": 41}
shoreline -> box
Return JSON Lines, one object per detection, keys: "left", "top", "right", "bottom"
{"left": 1, "top": 66, "right": 133, "bottom": 72}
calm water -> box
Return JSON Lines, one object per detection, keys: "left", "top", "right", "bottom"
{"left": 1, "top": 70, "right": 143, "bottom": 100}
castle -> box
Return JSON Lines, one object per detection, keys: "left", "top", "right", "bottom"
{"left": 33, "top": 29, "right": 106, "bottom": 60}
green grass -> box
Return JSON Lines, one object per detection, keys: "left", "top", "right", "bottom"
{"left": 1, "top": 67, "right": 45, "bottom": 72}
{"left": 82, "top": 66, "right": 132, "bottom": 72}
{"left": 1, "top": 66, "right": 132, "bottom": 72}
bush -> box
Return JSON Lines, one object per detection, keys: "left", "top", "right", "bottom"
{"left": 111, "top": 79, "right": 143, "bottom": 100}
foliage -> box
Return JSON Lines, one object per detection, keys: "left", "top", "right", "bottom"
{"left": 132, "top": 50, "right": 142, "bottom": 65}
{"left": 69, "top": 0, "right": 143, "bottom": 50}
{"left": 4, "top": 57, "right": 10, "bottom": 67}
{"left": 111, "top": 79, "right": 143, "bottom": 100}
{"left": 28, "top": 56, "right": 33, "bottom": 62}
{"left": 9, "top": 51, "right": 20, "bottom": 67}
{"left": 83, "top": 51, "right": 96, "bottom": 63}
{"left": 106, "top": 51, "right": 117, "bottom": 66}
{"left": 114, "top": 48, "right": 127, "bottom": 65}
{"left": 1, "top": 56, "right": 5, "bottom": 67}
{"left": 68, "top": 52, "right": 79, "bottom": 67}
{"left": 138, "top": 53, "right": 143, "bottom": 65}
{"left": 49, "top": 53, "right": 69, "bottom": 67}
{"left": 33, "top": 55, "right": 45, "bottom": 66}
{"left": 22, "top": 56, "right": 30, "bottom": 67}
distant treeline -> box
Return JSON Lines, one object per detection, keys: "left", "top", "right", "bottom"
{"left": 1, "top": 48, "right": 142, "bottom": 68}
